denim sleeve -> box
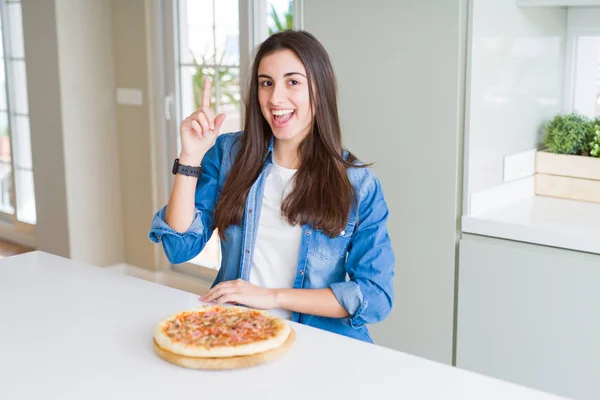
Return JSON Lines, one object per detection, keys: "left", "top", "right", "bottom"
{"left": 329, "top": 176, "right": 395, "bottom": 328}
{"left": 148, "top": 135, "right": 224, "bottom": 264}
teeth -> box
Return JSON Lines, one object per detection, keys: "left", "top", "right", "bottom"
{"left": 272, "top": 109, "right": 294, "bottom": 116}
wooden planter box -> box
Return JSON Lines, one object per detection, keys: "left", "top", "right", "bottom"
{"left": 535, "top": 150, "right": 600, "bottom": 204}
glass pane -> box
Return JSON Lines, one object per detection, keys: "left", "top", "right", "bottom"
{"left": 14, "top": 115, "right": 31, "bottom": 169}
{"left": 179, "top": 66, "right": 241, "bottom": 132}
{"left": 16, "top": 168, "right": 35, "bottom": 224}
{"left": 0, "top": 13, "right": 3, "bottom": 58}
{"left": 180, "top": 65, "right": 199, "bottom": 118}
{"left": 0, "top": 10, "right": 5, "bottom": 109}
{"left": 215, "top": 67, "right": 241, "bottom": 133}
{"left": 8, "top": 3, "right": 25, "bottom": 59}
{"left": 0, "top": 58, "right": 6, "bottom": 111}
{"left": 0, "top": 112, "right": 11, "bottom": 163}
{"left": 11, "top": 60, "right": 28, "bottom": 114}
{"left": 214, "top": 66, "right": 240, "bottom": 110}
{"left": 179, "top": 0, "right": 239, "bottom": 66}
{"left": 267, "top": 0, "right": 294, "bottom": 34}
{"left": 573, "top": 36, "right": 600, "bottom": 119}
{"left": 214, "top": 0, "right": 239, "bottom": 66}
{"left": 179, "top": 0, "right": 215, "bottom": 65}
{"left": 0, "top": 112, "right": 13, "bottom": 215}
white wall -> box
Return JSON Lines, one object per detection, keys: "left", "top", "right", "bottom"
{"left": 304, "top": 0, "right": 467, "bottom": 364}
{"left": 466, "top": 1, "right": 566, "bottom": 195}
{"left": 567, "top": 6, "right": 600, "bottom": 29}
{"left": 111, "top": 0, "right": 161, "bottom": 270}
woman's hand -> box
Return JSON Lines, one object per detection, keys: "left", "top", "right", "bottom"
{"left": 199, "top": 279, "right": 279, "bottom": 310}
{"left": 179, "top": 78, "right": 227, "bottom": 165}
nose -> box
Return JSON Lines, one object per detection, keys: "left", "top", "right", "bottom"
{"left": 269, "top": 82, "right": 287, "bottom": 105}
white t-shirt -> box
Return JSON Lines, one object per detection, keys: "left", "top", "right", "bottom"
{"left": 249, "top": 161, "right": 302, "bottom": 320}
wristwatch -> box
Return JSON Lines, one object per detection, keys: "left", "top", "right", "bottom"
{"left": 172, "top": 158, "right": 202, "bottom": 177}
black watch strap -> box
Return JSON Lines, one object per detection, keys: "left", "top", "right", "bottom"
{"left": 172, "top": 158, "right": 202, "bottom": 177}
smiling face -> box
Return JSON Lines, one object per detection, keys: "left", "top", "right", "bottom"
{"left": 257, "top": 49, "right": 313, "bottom": 145}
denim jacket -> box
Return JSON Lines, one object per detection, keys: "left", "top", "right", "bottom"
{"left": 148, "top": 131, "right": 395, "bottom": 343}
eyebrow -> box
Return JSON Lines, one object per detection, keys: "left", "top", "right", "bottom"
{"left": 258, "top": 72, "right": 307, "bottom": 79}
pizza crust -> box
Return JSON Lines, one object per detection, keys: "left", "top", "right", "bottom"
{"left": 153, "top": 305, "right": 291, "bottom": 358}
{"left": 153, "top": 328, "right": 296, "bottom": 370}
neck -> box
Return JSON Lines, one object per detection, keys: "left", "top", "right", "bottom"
{"left": 273, "top": 138, "right": 301, "bottom": 169}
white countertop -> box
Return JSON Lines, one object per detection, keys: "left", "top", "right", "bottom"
{"left": 0, "top": 251, "right": 568, "bottom": 400}
{"left": 463, "top": 196, "right": 600, "bottom": 255}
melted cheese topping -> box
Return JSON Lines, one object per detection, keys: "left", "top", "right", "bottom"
{"left": 154, "top": 305, "right": 290, "bottom": 358}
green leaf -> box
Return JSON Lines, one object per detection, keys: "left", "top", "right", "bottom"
{"left": 286, "top": 1, "right": 294, "bottom": 28}
{"left": 590, "top": 119, "right": 600, "bottom": 157}
{"left": 269, "top": 2, "right": 294, "bottom": 33}
{"left": 271, "top": 5, "right": 284, "bottom": 32}
{"left": 544, "top": 113, "right": 594, "bottom": 155}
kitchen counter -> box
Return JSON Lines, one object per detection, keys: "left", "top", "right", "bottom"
{"left": 463, "top": 195, "right": 600, "bottom": 255}
{"left": 0, "top": 251, "right": 568, "bottom": 399}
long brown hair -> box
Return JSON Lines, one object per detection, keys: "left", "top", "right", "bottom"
{"left": 214, "top": 30, "right": 366, "bottom": 238}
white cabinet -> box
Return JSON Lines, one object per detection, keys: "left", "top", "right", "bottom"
{"left": 456, "top": 234, "right": 600, "bottom": 400}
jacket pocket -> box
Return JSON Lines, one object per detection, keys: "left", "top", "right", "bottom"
{"left": 308, "top": 219, "right": 356, "bottom": 261}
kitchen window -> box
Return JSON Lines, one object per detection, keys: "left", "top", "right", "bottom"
{"left": 569, "top": 36, "right": 600, "bottom": 118}
{"left": 564, "top": 8, "right": 600, "bottom": 119}
{"left": 162, "top": 0, "right": 302, "bottom": 276}
{"left": 0, "top": 0, "right": 36, "bottom": 233}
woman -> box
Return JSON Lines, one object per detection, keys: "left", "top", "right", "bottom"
{"left": 149, "top": 30, "right": 395, "bottom": 343}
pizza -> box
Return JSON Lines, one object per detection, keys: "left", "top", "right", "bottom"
{"left": 153, "top": 304, "right": 291, "bottom": 358}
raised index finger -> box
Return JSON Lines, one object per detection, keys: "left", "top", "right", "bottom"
{"left": 201, "top": 77, "right": 212, "bottom": 109}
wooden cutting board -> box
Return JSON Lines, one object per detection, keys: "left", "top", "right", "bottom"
{"left": 153, "top": 328, "right": 296, "bottom": 370}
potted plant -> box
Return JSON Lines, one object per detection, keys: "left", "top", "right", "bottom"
{"left": 535, "top": 114, "right": 600, "bottom": 203}
{"left": 588, "top": 119, "right": 600, "bottom": 157}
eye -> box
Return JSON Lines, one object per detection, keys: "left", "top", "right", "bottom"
{"left": 289, "top": 79, "right": 300, "bottom": 85}
{"left": 259, "top": 80, "right": 272, "bottom": 87}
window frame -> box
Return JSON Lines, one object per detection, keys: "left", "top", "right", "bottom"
{"left": 160, "top": 0, "right": 303, "bottom": 278}
{"left": 563, "top": 8, "right": 600, "bottom": 116}
{"left": 0, "top": 0, "right": 35, "bottom": 238}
